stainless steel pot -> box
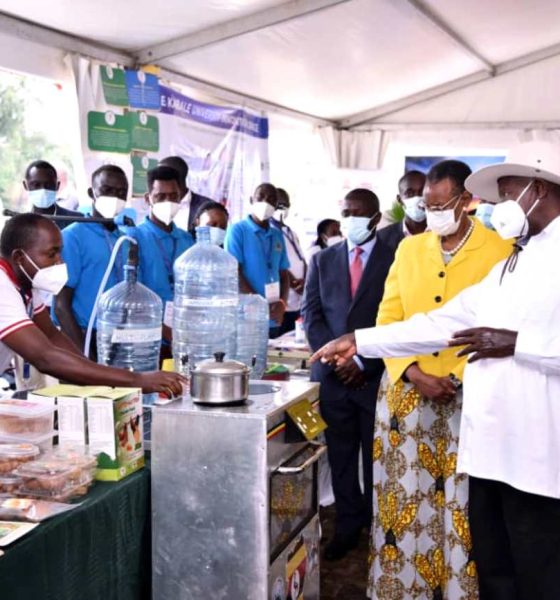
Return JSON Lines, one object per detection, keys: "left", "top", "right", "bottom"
{"left": 190, "top": 352, "right": 250, "bottom": 405}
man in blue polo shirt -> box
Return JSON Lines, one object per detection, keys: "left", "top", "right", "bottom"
{"left": 135, "top": 166, "right": 194, "bottom": 347}
{"left": 54, "top": 165, "right": 131, "bottom": 358}
{"left": 224, "top": 183, "right": 290, "bottom": 338}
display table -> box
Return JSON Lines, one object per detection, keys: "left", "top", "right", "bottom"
{"left": 0, "top": 467, "right": 151, "bottom": 600}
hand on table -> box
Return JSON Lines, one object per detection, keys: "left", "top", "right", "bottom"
{"left": 450, "top": 327, "right": 518, "bottom": 363}
{"left": 138, "top": 371, "right": 187, "bottom": 397}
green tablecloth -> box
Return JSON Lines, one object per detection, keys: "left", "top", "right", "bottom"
{"left": 0, "top": 466, "right": 151, "bottom": 600}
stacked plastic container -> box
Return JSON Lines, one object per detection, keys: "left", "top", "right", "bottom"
{"left": 235, "top": 294, "right": 269, "bottom": 379}
{"left": 0, "top": 399, "right": 56, "bottom": 451}
{"left": 173, "top": 226, "right": 239, "bottom": 373}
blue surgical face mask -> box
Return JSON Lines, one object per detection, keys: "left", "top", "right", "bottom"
{"left": 208, "top": 226, "right": 226, "bottom": 246}
{"left": 402, "top": 195, "right": 426, "bottom": 223}
{"left": 29, "top": 188, "right": 57, "bottom": 209}
{"left": 340, "top": 216, "right": 375, "bottom": 245}
{"left": 475, "top": 203, "right": 495, "bottom": 229}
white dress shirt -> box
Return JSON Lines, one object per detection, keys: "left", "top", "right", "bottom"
{"left": 347, "top": 235, "right": 376, "bottom": 269}
{"left": 355, "top": 215, "right": 560, "bottom": 498}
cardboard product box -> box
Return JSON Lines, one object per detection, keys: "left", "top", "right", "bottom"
{"left": 28, "top": 383, "right": 71, "bottom": 433}
{"left": 56, "top": 386, "right": 107, "bottom": 447}
{"left": 86, "top": 388, "right": 144, "bottom": 481}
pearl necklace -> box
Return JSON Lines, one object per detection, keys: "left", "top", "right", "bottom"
{"left": 440, "top": 220, "right": 474, "bottom": 257}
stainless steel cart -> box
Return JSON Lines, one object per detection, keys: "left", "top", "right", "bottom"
{"left": 152, "top": 380, "right": 324, "bottom": 600}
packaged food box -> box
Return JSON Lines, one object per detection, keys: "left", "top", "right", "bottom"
{"left": 0, "top": 474, "right": 23, "bottom": 495}
{"left": 86, "top": 388, "right": 144, "bottom": 481}
{"left": 0, "top": 443, "right": 40, "bottom": 474}
{"left": 0, "top": 400, "right": 55, "bottom": 437}
{"left": 15, "top": 461, "right": 94, "bottom": 502}
{"left": 55, "top": 386, "right": 105, "bottom": 447}
{"left": 0, "top": 431, "right": 56, "bottom": 453}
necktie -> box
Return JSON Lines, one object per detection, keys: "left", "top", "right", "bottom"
{"left": 350, "top": 246, "right": 364, "bottom": 298}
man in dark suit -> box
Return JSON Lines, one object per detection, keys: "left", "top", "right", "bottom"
{"left": 158, "top": 156, "right": 214, "bottom": 231}
{"left": 302, "top": 188, "right": 401, "bottom": 561}
{"left": 382, "top": 169, "right": 427, "bottom": 242}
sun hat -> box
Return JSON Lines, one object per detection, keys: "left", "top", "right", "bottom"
{"left": 465, "top": 140, "right": 560, "bottom": 203}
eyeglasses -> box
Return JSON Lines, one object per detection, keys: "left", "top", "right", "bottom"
{"left": 419, "top": 193, "right": 463, "bottom": 213}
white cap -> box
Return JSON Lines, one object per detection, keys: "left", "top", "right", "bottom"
{"left": 465, "top": 140, "right": 560, "bottom": 203}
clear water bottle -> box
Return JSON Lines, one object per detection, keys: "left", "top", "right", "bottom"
{"left": 236, "top": 294, "right": 269, "bottom": 379}
{"left": 173, "top": 226, "right": 239, "bottom": 373}
{"left": 96, "top": 244, "right": 163, "bottom": 372}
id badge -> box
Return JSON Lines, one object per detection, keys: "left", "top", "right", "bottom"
{"left": 163, "top": 301, "right": 174, "bottom": 328}
{"left": 265, "top": 281, "right": 280, "bottom": 303}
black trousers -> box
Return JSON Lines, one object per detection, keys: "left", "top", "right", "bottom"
{"left": 469, "top": 476, "right": 560, "bottom": 600}
{"left": 322, "top": 396, "right": 375, "bottom": 539}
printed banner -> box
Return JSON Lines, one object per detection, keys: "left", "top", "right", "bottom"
{"left": 76, "top": 60, "right": 269, "bottom": 223}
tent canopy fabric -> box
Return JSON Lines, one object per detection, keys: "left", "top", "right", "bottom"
{"left": 1, "top": 0, "right": 560, "bottom": 128}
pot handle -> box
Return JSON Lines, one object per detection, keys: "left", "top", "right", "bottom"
{"left": 214, "top": 352, "right": 226, "bottom": 363}
{"left": 276, "top": 442, "right": 327, "bottom": 475}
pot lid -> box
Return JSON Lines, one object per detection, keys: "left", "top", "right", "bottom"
{"left": 193, "top": 352, "right": 250, "bottom": 375}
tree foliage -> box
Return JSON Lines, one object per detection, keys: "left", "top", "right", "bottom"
{"left": 0, "top": 77, "right": 68, "bottom": 209}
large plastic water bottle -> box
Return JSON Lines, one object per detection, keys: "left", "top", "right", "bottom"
{"left": 236, "top": 294, "right": 269, "bottom": 379}
{"left": 96, "top": 244, "right": 163, "bottom": 372}
{"left": 173, "top": 226, "right": 239, "bottom": 373}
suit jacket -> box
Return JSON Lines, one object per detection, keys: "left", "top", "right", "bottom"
{"left": 380, "top": 221, "right": 406, "bottom": 248}
{"left": 377, "top": 218, "right": 513, "bottom": 383}
{"left": 188, "top": 191, "right": 215, "bottom": 230}
{"left": 301, "top": 227, "right": 401, "bottom": 412}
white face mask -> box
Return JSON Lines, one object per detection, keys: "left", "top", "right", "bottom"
{"left": 29, "top": 189, "right": 57, "bottom": 209}
{"left": 426, "top": 195, "right": 462, "bottom": 236}
{"left": 490, "top": 181, "right": 536, "bottom": 239}
{"left": 402, "top": 195, "right": 426, "bottom": 223}
{"left": 340, "top": 216, "right": 375, "bottom": 245}
{"left": 251, "top": 201, "right": 275, "bottom": 222}
{"left": 95, "top": 195, "right": 126, "bottom": 219}
{"left": 274, "top": 207, "right": 289, "bottom": 221}
{"left": 208, "top": 226, "right": 226, "bottom": 246}
{"left": 152, "top": 201, "right": 180, "bottom": 226}
{"left": 20, "top": 252, "right": 68, "bottom": 295}
{"left": 325, "top": 235, "right": 344, "bottom": 247}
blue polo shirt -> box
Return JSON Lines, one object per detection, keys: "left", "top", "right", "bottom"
{"left": 224, "top": 216, "right": 290, "bottom": 296}
{"left": 135, "top": 217, "right": 194, "bottom": 305}
{"left": 59, "top": 222, "right": 131, "bottom": 328}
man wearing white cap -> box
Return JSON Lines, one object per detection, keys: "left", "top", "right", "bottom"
{"left": 310, "top": 140, "right": 560, "bottom": 599}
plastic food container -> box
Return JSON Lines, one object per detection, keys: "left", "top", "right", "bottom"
{"left": 44, "top": 447, "right": 98, "bottom": 485}
{"left": 15, "top": 461, "right": 94, "bottom": 502}
{"left": 0, "top": 443, "right": 40, "bottom": 474}
{"left": 0, "top": 400, "right": 55, "bottom": 437}
{"left": 0, "top": 431, "right": 57, "bottom": 453}
{"left": 0, "top": 473, "right": 23, "bottom": 495}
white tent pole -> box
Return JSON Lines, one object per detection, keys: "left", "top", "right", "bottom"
{"left": 352, "top": 121, "right": 560, "bottom": 131}
{"left": 135, "top": 0, "right": 351, "bottom": 64}
{"left": 400, "top": 0, "right": 494, "bottom": 73}
{"left": 0, "top": 11, "right": 134, "bottom": 67}
{"left": 340, "top": 40, "right": 560, "bottom": 128}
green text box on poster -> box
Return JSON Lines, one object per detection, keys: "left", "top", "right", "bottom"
{"left": 129, "top": 112, "right": 159, "bottom": 152}
{"left": 131, "top": 155, "right": 158, "bottom": 196}
{"left": 88, "top": 111, "right": 131, "bottom": 154}
{"left": 100, "top": 66, "right": 129, "bottom": 107}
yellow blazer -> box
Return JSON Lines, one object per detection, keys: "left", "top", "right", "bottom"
{"left": 376, "top": 218, "right": 513, "bottom": 383}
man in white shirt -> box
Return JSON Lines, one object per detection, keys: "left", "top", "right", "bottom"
{"left": 271, "top": 188, "right": 306, "bottom": 334}
{"left": 310, "top": 141, "right": 560, "bottom": 600}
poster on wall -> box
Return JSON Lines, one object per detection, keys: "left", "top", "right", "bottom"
{"left": 77, "top": 61, "right": 269, "bottom": 223}
{"left": 405, "top": 156, "right": 505, "bottom": 178}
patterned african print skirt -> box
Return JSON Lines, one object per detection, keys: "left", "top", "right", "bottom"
{"left": 367, "top": 373, "right": 478, "bottom": 600}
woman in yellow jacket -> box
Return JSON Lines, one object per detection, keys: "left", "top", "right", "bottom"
{"left": 367, "top": 161, "right": 512, "bottom": 600}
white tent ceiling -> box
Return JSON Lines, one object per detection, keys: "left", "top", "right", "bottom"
{"left": 1, "top": 0, "right": 560, "bottom": 127}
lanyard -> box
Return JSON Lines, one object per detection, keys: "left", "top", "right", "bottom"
{"left": 152, "top": 233, "right": 176, "bottom": 288}
{"left": 282, "top": 225, "right": 305, "bottom": 263}
{"left": 103, "top": 229, "right": 124, "bottom": 282}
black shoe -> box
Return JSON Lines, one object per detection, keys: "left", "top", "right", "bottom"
{"left": 323, "top": 533, "right": 361, "bottom": 561}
